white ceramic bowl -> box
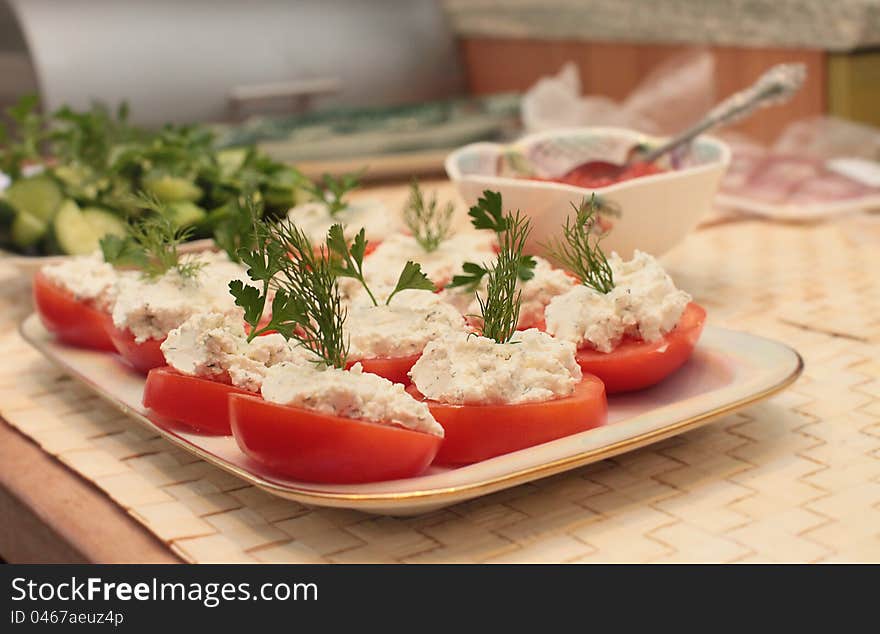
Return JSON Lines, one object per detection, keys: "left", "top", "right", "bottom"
{"left": 445, "top": 127, "right": 730, "bottom": 258}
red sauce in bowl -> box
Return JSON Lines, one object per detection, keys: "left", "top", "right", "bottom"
{"left": 531, "top": 161, "right": 665, "bottom": 188}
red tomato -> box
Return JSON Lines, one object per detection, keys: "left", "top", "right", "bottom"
{"left": 407, "top": 375, "right": 607, "bottom": 465}
{"left": 143, "top": 367, "right": 252, "bottom": 435}
{"left": 575, "top": 302, "right": 706, "bottom": 394}
{"left": 105, "top": 322, "right": 166, "bottom": 374}
{"left": 32, "top": 271, "right": 116, "bottom": 351}
{"left": 229, "top": 394, "right": 442, "bottom": 483}
{"left": 347, "top": 353, "right": 421, "bottom": 385}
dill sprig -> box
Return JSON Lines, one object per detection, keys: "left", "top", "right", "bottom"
{"left": 100, "top": 194, "right": 204, "bottom": 280}
{"left": 477, "top": 210, "right": 532, "bottom": 344}
{"left": 230, "top": 216, "right": 349, "bottom": 368}
{"left": 302, "top": 171, "right": 362, "bottom": 216}
{"left": 541, "top": 195, "right": 614, "bottom": 294}
{"left": 447, "top": 190, "right": 536, "bottom": 291}
{"left": 403, "top": 180, "right": 454, "bottom": 252}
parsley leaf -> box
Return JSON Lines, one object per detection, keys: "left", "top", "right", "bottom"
{"left": 327, "top": 224, "right": 378, "bottom": 306}
{"left": 468, "top": 190, "right": 507, "bottom": 233}
{"left": 386, "top": 261, "right": 435, "bottom": 305}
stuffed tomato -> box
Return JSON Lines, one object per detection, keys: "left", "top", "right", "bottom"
{"left": 33, "top": 256, "right": 118, "bottom": 351}
{"left": 108, "top": 251, "right": 251, "bottom": 373}
{"left": 342, "top": 289, "right": 468, "bottom": 385}
{"left": 142, "top": 312, "right": 311, "bottom": 434}
{"left": 230, "top": 362, "right": 444, "bottom": 483}
{"left": 408, "top": 329, "right": 607, "bottom": 464}
{"left": 33, "top": 270, "right": 115, "bottom": 351}
{"left": 545, "top": 250, "right": 705, "bottom": 394}
{"left": 572, "top": 302, "right": 706, "bottom": 393}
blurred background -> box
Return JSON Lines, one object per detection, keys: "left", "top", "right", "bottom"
{"left": 0, "top": 0, "right": 878, "bottom": 201}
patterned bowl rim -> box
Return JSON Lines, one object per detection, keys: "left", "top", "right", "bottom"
{"left": 444, "top": 126, "right": 732, "bottom": 195}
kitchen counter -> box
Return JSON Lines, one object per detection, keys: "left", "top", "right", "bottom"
{"left": 1, "top": 182, "right": 879, "bottom": 563}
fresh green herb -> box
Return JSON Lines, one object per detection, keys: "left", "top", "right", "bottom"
{"left": 327, "top": 223, "right": 435, "bottom": 305}
{"left": 540, "top": 195, "right": 614, "bottom": 294}
{"left": 403, "top": 180, "right": 454, "bottom": 252}
{"left": 447, "top": 190, "right": 536, "bottom": 290}
{"left": 211, "top": 195, "right": 264, "bottom": 264}
{"left": 448, "top": 261, "right": 490, "bottom": 292}
{"left": 0, "top": 95, "right": 46, "bottom": 179}
{"left": 386, "top": 260, "right": 434, "bottom": 305}
{"left": 230, "top": 217, "right": 348, "bottom": 368}
{"left": 476, "top": 210, "right": 532, "bottom": 344}
{"left": 0, "top": 95, "right": 312, "bottom": 257}
{"left": 100, "top": 197, "right": 204, "bottom": 279}
{"left": 327, "top": 224, "right": 378, "bottom": 306}
{"left": 467, "top": 190, "right": 507, "bottom": 233}
{"left": 302, "top": 171, "right": 362, "bottom": 216}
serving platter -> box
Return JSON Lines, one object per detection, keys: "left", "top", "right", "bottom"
{"left": 21, "top": 314, "right": 802, "bottom": 515}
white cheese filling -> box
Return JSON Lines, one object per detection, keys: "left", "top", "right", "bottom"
{"left": 261, "top": 361, "right": 443, "bottom": 437}
{"left": 161, "top": 312, "right": 315, "bottom": 392}
{"left": 40, "top": 252, "right": 121, "bottom": 311}
{"left": 409, "top": 329, "right": 582, "bottom": 405}
{"left": 359, "top": 231, "right": 498, "bottom": 289}
{"left": 439, "top": 256, "right": 575, "bottom": 328}
{"left": 545, "top": 250, "right": 692, "bottom": 353}
{"left": 346, "top": 290, "right": 467, "bottom": 359}
{"left": 286, "top": 198, "right": 401, "bottom": 246}
{"left": 111, "top": 251, "right": 250, "bottom": 343}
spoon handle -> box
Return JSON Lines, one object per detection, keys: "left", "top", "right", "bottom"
{"left": 641, "top": 63, "right": 807, "bottom": 164}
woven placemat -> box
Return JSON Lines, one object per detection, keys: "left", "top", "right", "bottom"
{"left": 1, "top": 188, "right": 878, "bottom": 562}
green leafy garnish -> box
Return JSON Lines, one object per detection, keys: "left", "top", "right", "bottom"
{"left": 540, "top": 195, "right": 614, "bottom": 294}
{"left": 327, "top": 224, "right": 378, "bottom": 306}
{"left": 448, "top": 261, "right": 489, "bottom": 292}
{"left": 0, "top": 95, "right": 46, "bottom": 179}
{"left": 231, "top": 217, "right": 348, "bottom": 368}
{"left": 100, "top": 196, "right": 204, "bottom": 280}
{"left": 327, "top": 223, "right": 435, "bottom": 305}
{"left": 386, "top": 260, "right": 434, "bottom": 305}
{"left": 211, "top": 195, "right": 265, "bottom": 264}
{"left": 403, "top": 180, "right": 454, "bottom": 252}
{"left": 467, "top": 190, "right": 507, "bottom": 233}
{"left": 477, "top": 210, "right": 532, "bottom": 344}
{"left": 302, "top": 171, "right": 362, "bottom": 216}
{"left": 447, "top": 189, "right": 536, "bottom": 291}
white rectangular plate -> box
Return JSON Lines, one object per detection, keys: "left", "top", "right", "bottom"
{"left": 21, "top": 314, "right": 802, "bottom": 515}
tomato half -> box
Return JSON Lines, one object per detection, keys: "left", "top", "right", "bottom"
{"left": 105, "top": 322, "right": 166, "bottom": 374}
{"left": 229, "top": 394, "right": 442, "bottom": 483}
{"left": 143, "top": 367, "right": 252, "bottom": 435}
{"left": 575, "top": 302, "right": 706, "bottom": 394}
{"left": 347, "top": 353, "right": 421, "bottom": 385}
{"left": 407, "top": 375, "right": 607, "bottom": 465}
{"left": 32, "top": 271, "right": 116, "bottom": 351}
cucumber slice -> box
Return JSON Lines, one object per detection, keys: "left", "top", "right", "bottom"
{"left": 143, "top": 174, "right": 203, "bottom": 203}
{"left": 164, "top": 201, "right": 207, "bottom": 228}
{"left": 5, "top": 175, "right": 63, "bottom": 222}
{"left": 11, "top": 211, "right": 48, "bottom": 248}
{"left": 217, "top": 148, "right": 248, "bottom": 175}
{"left": 53, "top": 200, "right": 127, "bottom": 255}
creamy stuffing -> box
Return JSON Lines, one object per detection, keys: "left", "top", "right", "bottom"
{"left": 111, "top": 251, "right": 250, "bottom": 342}
{"left": 346, "top": 290, "right": 467, "bottom": 359}
{"left": 410, "top": 329, "right": 581, "bottom": 405}
{"left": 440, "top": 256, "right": 575, "bottom": 328}
{"left": 359, "top": 231, "right": 498, "bottom": 289}
{"left": 161, "top": 312, "right": 315, "bottom": 392}
{"left": 286, "top": 198, "right": 401, "bottom": 246}
{"left": 261, "top": 361, "right": 443, "bottom": 437}
{"left": 545, "top": 250, "right": 691, "bottom": 353}
{"left": 40, "top": 252, "right": 123, "bottom": 311}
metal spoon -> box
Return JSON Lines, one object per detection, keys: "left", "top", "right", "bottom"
{"left": 560, "top": 62, "right": 808, "bottom": 180}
